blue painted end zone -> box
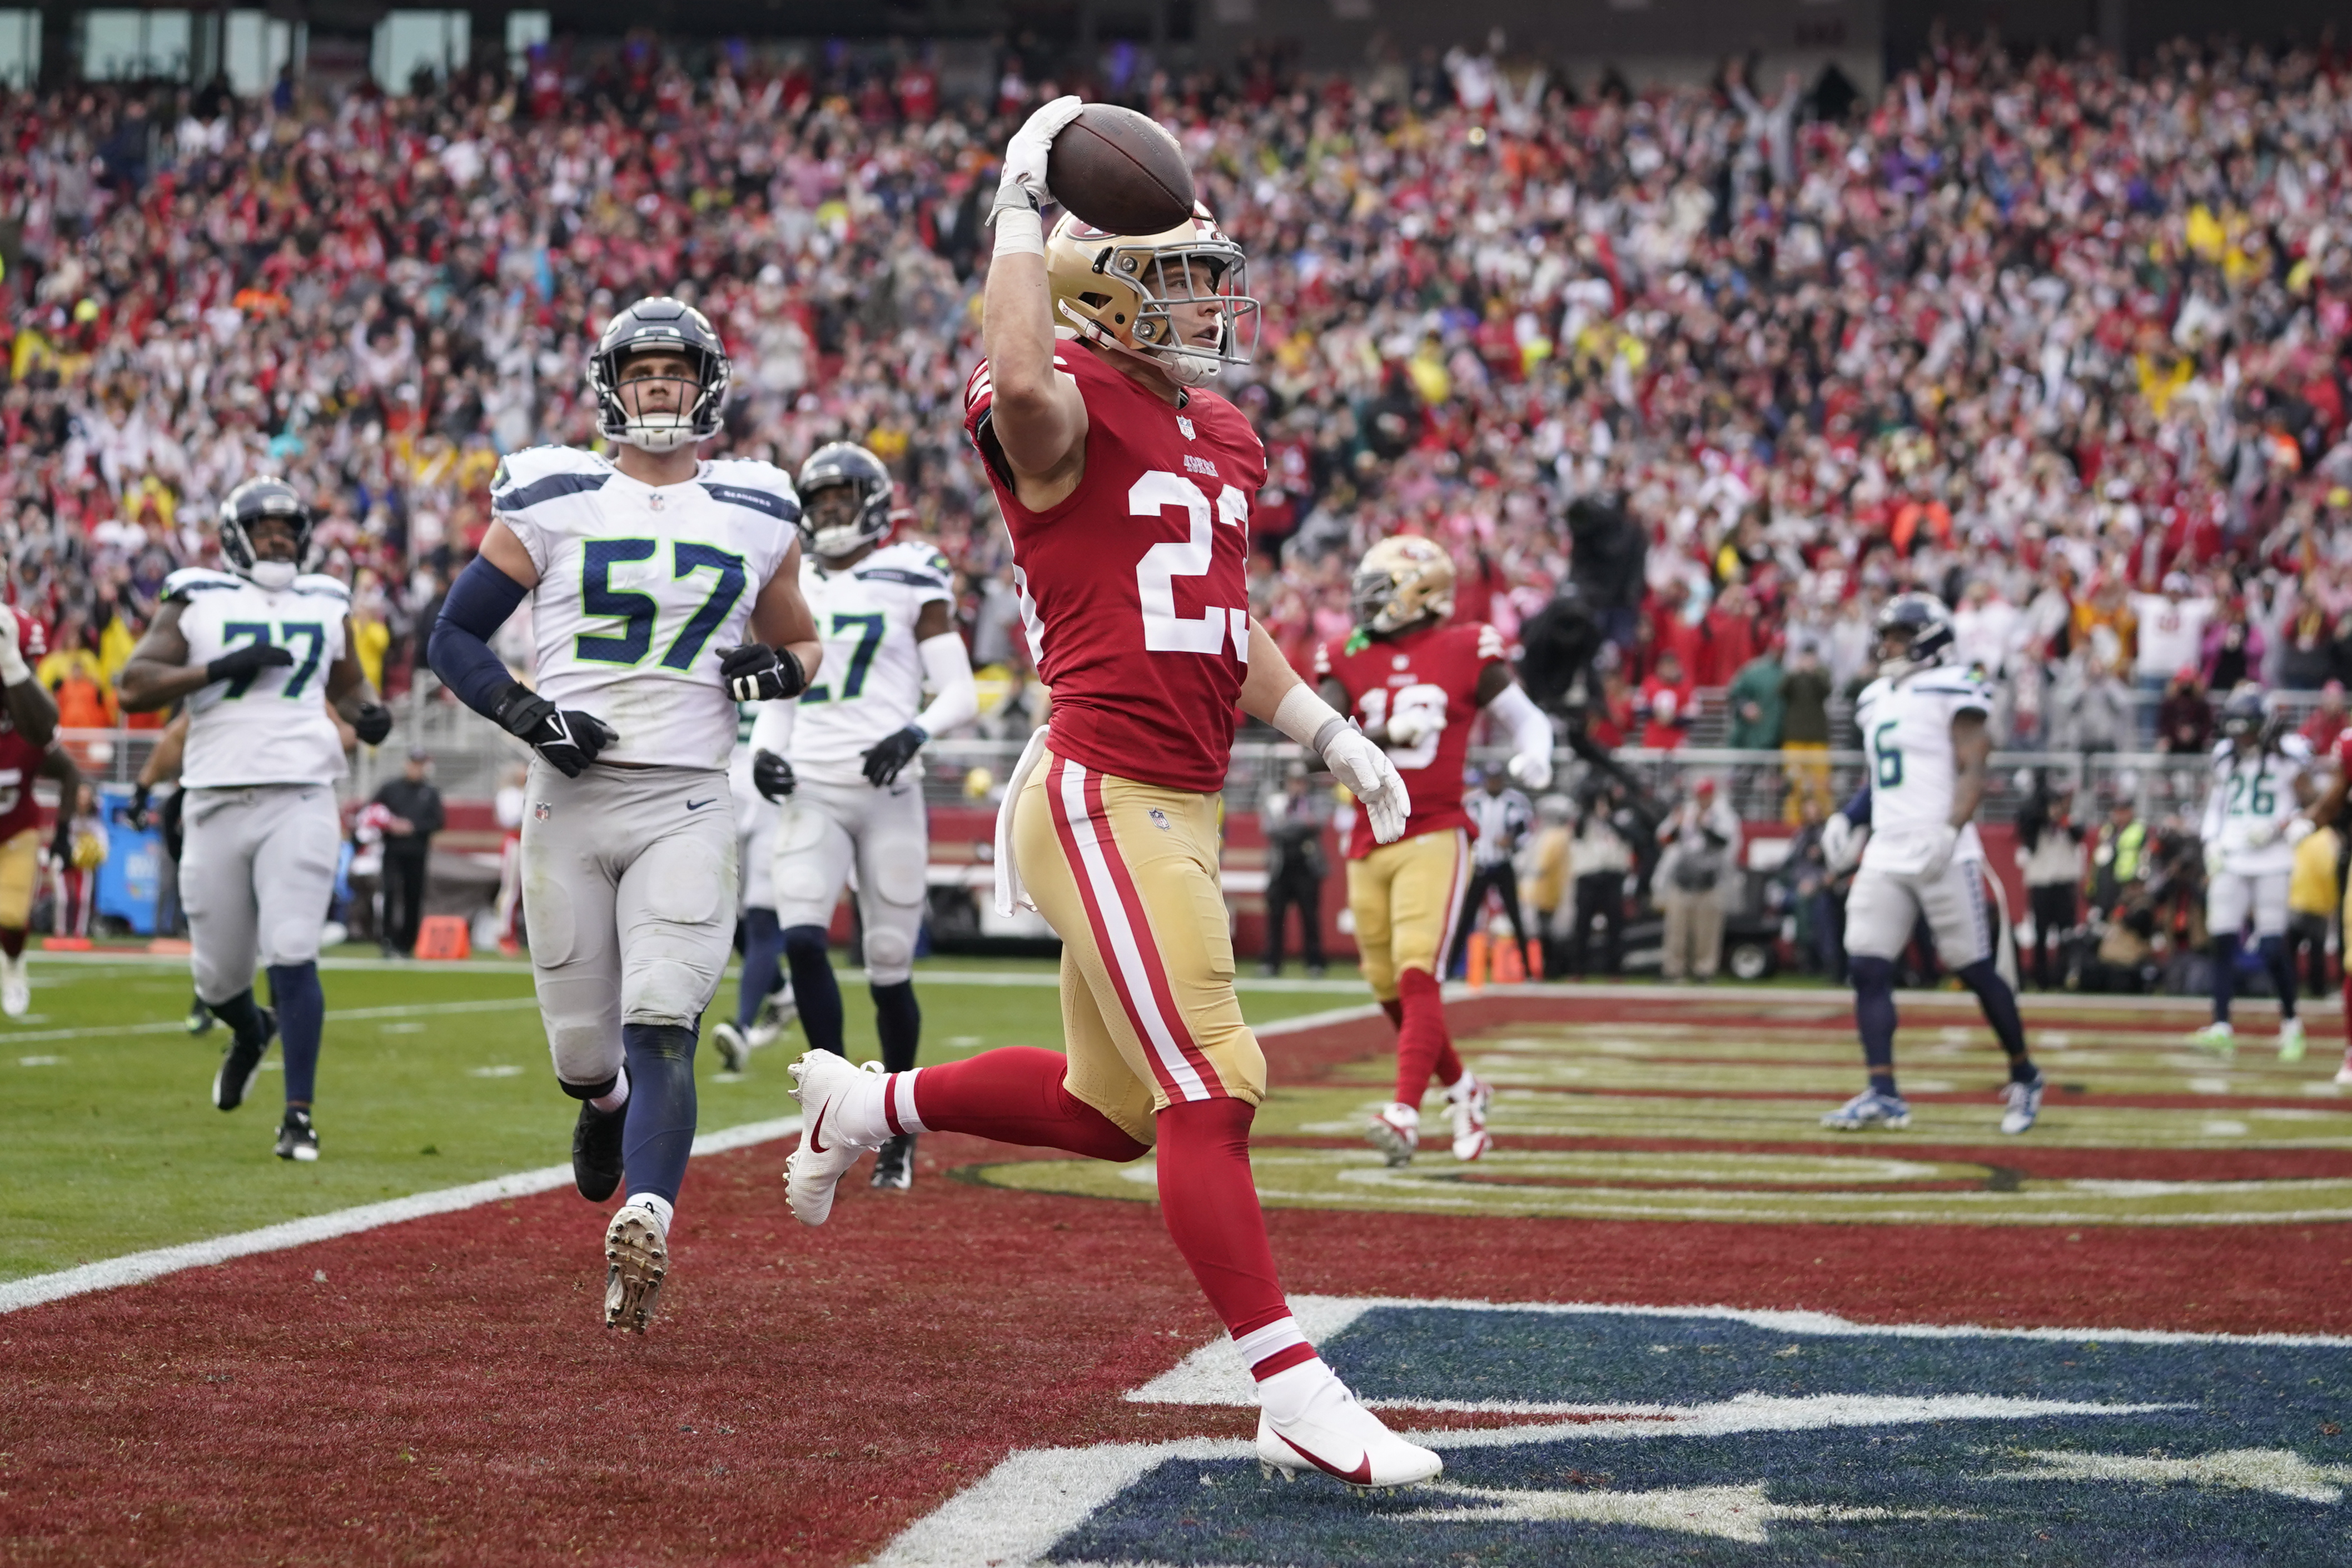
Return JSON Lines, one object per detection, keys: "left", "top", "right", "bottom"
{"left": 1051, "top": 1306, "right": 2352, "bottom": 1567}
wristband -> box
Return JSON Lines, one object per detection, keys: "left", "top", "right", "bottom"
{"left": 992, "top": 203, "right": 1045, "bottom": 259}
{"left": 1270, "top": 683, "right": 1347, "bottom": 754}
{"left": 0, "top": 642, "right": 26, "bottom": 686}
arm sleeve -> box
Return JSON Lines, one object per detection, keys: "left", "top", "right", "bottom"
{"left": 913, "top": 630, "right": 979, "bottom": 737}
{"left": 748, "top": 695, "right": 797, "bottom": 758}
{"left": 1839, "top": 784, "right": 1873, "bottom": 827}
{"left": 425, "top": 556, "right": 530, "bottom": 720}
{"left": 1485, "top": 680, "right": 1554, "bottom": 774}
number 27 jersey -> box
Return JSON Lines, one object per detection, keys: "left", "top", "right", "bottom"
{"left": 963, "top": 340, "right": 1267, "bottom": 794}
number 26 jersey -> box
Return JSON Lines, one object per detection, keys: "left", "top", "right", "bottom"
{"left": 167, "top": 567, "right": 351, "bottom": 789}
{"left": 1316, "top": 620, "right": 1504, "bottom": 858}
{"left": 493, "top": 447, "right": 800, "bottom": 770}
{"left": 963, "top": 340, "right": 1267, "bottom": 794}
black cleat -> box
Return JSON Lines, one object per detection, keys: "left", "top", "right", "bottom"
{"left": 871, "top": 1132, "right": 916, "bottom": 1191}
{"left": 573, "top": 1099, "right": 625, "bottom": 1201}
{"left": 211, "top": 1008, "right": 276, "bottom": 1111}
{"left": 185, "top": 992, "right": 213, "bottom": 1036}
{"left": 275, "top": 1107, "right": 319, "bottom": 1162}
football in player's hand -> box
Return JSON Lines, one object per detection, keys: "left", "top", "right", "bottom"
{"left": 1046, "top": 103, "right": 1196, "bottom": 236}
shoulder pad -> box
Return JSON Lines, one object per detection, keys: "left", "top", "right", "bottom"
{"left": 873, "top": 540, "right": 953, "bottom": 577}
{"left": 1856, "top": 677, "right": 1890, "bottom": 708}
{"left": 163, "top": 568, "right": 245, "bottom": 601}
{"left": 699, "top": 461, "right": 801, "bottom": 525}
{"left": 289, "top": 574, "right": 352, "bottom": 603}
{"left": 2280, "top": 733, "right": 2315, "bottom": 763}
{"left": 1473, "top": 623, "right": 1505, "bottom": 662}
{"left": 2212, "top": 740, "right": 2237, "bottom": 765}
{"left": 491, "top": 445, "right": 611, "bottom": 514}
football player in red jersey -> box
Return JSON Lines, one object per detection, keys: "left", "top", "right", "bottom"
{"left": 2309, "top": 736, "right": 2352, "bottom": 1087}
{"left": 1317, "top": 536, "right": 1554, "bottom": 1166}
{"left": 0, "top": 605, "right": 78, "bottom": 1016}
{"left": 785, "top": 97, "right": 1441, "bottom": 1488}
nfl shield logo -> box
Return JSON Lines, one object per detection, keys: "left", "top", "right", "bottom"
{"left": 1148, "top": 809, "right": 1171, "bottom": 832}
{"left": 533, "top": 802, "right": 551, "bottom": 822}
{"left": 1176, "top": 415, "right": 1195, "bottom": 440}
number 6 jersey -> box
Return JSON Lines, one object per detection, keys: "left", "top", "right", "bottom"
{"left": 963, "top": 340, "right": 1267, "bottom": 794}
{"left": 1316, "top": 620, "right": 1505, "bottom": 859}
{"left": 493, "top": 446, "right": 800, "bottom": 770}
{"left": 166, "top": 567, "right": 352, "bottom": 788}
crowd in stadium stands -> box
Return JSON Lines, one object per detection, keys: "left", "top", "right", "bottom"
{"left": 2, "top": 29, "right": 2351, "bottom": 764}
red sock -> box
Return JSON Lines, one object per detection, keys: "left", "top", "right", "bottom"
{"left": 1393, "top": 967, "right": 1454, "bottom": 1102}
{"left": 1154, "top": 1097, "right": 1311, "bottom": 1372}
{"left": 0, "top": 927, "right": 23, "bottom": 959}
{"left": 909, "top": 1047, "right": 1149, "bottom": 1161}
{"left": 1380, "top": 997, "right": 1404, "bottom": 1030}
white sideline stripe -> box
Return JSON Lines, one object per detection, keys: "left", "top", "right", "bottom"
{"left": 0, "top": 1115, "right": 799, "bottom": 1316}
{"left": 0, "top": 995, "right": 543, "bottom": 1047}
{"left": 870, "top": 1392, "right": 2186, "bottom": 1567}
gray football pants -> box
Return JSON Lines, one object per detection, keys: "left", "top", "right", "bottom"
{"left": 182, "top": 783, "right": 341, "bottom": 1004}
{"left": 769, "top": 775, "right": 929, "bottom": 985}
{"left": 521, "top": 760, "right": 739, "bottom": 1089}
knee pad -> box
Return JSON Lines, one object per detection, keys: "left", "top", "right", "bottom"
{"left": 1849, "top": 955, "right": 1896, "bottom": 999}
{"left": 861, "top": 921, "right": 915, "bottom": 985}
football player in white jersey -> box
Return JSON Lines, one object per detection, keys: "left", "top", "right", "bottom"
{"left": 1818, "top": 594, "right": 2045, "bottom": 1135}
{"left": 426, "top": 298, "right": 822, "bottom": 1332}
{"left": 715, "top": 700, "right": 795, "bottom": 1071}
{"left": 744, "top": 441, "right": 978, "bottom": 1191}
{"left": 2188, "top": 684, "right": 2316, "bottom": 1059}
{"left": 118, "top": 479, "right": 395, "bottom": 1162}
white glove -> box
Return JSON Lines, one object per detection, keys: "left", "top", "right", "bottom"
{"left": 1918, "top": 822, "right": 1961, "bottom": 880}
{"left": 2204, "top": 842, "right": 2227, "bottom": 878}
{"left": 1821, "top": 813, "right": 1862, "bottom": 873}
{"left": 1323, "top": 725, "right": 1413, "bottom": 845}
{"left": 2286, "top": 816, "right": 2317, "bottom": 846}
{"left": 0, "top": 605, "right": 25, "bottom": 687}
{"left": 1384, "top": 708, "right": 1439, "bottom": 749}
{"left": 1507, "top": 750, "right": 1553, "bottom": 792}
{"left": 993, "top": 94, "right": 1084, "bottom": 218}
{"left": 2244, "top": 820, "right": 2279, "bottom": 850}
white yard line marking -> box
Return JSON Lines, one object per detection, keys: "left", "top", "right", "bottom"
{"left": 0, "top": 1114, "right": 799, "bottom": 1316}
{"left": 0, "top": 995, "right": 544, "bottom": 1046}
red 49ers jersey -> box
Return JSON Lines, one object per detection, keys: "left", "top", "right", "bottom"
{"left": 1316, "top": 620, "right": 1505, "bottom": 859}
{"left": 0, "top": 720, "right": 46, "bottom": 843}
{"left": 964, "top": 340, "right": 1267, "bottom": 793}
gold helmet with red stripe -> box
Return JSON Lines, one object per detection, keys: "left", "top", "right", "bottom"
{"left": 1351, "top": 536, "right": 1456, "bottom": 635}
{"left": 1045, "top": 203, "right": 1260, "bottom": 386}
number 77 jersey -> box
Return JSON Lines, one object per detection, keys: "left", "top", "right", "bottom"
{"left": 493, "top": 446, "right": 800, "bottom": 770}
{"left": 963, "top": 342, "right": 1267, "bottom": 793}
{"left": 166, "top": 566, "right": 352, "bottom": 789}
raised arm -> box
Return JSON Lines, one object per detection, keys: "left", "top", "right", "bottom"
{"left": 981, "top": 98, "right": 1090, "bottom": 503}
{"left": 0, "top": 608, "right": 57, "bottom": 747}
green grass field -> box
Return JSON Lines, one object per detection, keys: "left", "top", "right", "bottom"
{"left": 0, "top": 949, "right": 1359, "bottom": 1282}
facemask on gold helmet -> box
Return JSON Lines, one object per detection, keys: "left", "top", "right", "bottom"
{"left": 1045, "top": 204, "right": 1260, "bottom": 386}
{"left": 1351, "top": 536, "right": 1457, "bottom": 635}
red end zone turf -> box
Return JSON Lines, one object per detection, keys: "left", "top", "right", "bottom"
{"left": 6, "top": 990, "right": 2349, "bottom": 1566}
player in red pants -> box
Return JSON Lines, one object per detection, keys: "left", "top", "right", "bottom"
{"left": 1316, "top": 536, "right": 1553, "bottom": 1164}
{"left": 786, "top": 98, "right": 1439, "bottom": 1489}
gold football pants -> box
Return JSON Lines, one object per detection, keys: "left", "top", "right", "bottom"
{"left": 1346, "top": 827, "right": 1470, "bottom": 1003}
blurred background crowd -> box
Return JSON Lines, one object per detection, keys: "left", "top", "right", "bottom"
{"left": 3, "top": 28, "right": 2351, "bottom": 759}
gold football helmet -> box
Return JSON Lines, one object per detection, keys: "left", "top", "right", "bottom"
{"left": 1045, "top": 203, "right": 1261, "bottom": 386}
{"left": 1351, "top": 536, "right": 1456, "bottom": 634}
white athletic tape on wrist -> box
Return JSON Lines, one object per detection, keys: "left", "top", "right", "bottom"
{"left": 0, "top": 647, "right": 26, "bottom": 686}
{"left": 992, "top": 203, "right": 1045, "bottom": 258}
{"left": 1271, "top": 684, "right": 1346, "bottom": 753}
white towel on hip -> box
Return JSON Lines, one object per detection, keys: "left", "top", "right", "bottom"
{"left": 992, "top": 725, "right": 1051, "bottom": 916}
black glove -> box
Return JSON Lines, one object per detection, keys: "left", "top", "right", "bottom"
{"left": 719, "top": 643, "right": 808, "bottom": 703}
{"left": 126, "top": 783, "right": 152, "bottom": 830}
{"left": 49, "top": 817, "right": 72, "bottom": 867}
{"left": 861, "top": 724, "right": 928, "bottom": 788}
{"left": 752, "top": 748, "right": 796, "bottom": 802}
{"left": 491, "top": 681, "right": 617, "bottom": 779}
{"left": 351, "top": 703, "right": 394, "bottom": 745}
{"left": 206, "top": 642, "right": 295, "bottom": 685}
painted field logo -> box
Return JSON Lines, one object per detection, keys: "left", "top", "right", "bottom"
{"left": 876, "top": 1297, "right": 2352, "bottom": 1567}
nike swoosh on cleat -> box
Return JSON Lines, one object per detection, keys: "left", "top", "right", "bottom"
{"left": 1278, "top": 1432, "right": 1373, "bottom": 1486}
{"left": 685, "top": 798, "right": 715, "bottom": 810}
{"left": 807, "top": 1102, "right": 832, "bottom": 1154}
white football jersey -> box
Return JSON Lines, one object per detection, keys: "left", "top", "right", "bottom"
{"left": 2202, "top": 733, "right": 2312, "bottom": 874}
{"left": 169, "top": 568, "right": 351, "bottom": 789}
{"left": 787, "top": 540, "right": 953, "bottom": 787}
{"left": 1855, "top": 664, "right": 1993, "bottom": 874}
{"left": 493, "top": 446, "right": 800, "bottom": 770}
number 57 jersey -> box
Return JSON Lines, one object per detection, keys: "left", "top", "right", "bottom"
{"left": 493, "top": 447, "right": 800, "bottom": 770}
{"left": 166, "top": 567, "right": 351, "bottom": 789}
{"left": 1316, "top": 620, "right": 1505, "bottom": 858}
{"left": 963, "top": 342, "right": 1267, "bottom": 794}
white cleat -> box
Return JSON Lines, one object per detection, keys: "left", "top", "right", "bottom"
{"left": 746, "top": 991, "right": 795, "bottom": 1051}
{"left": 1445, "top": 1073, "right": 1491, "bottom": 1161}
{"left": 1, "top": 953, "right": 28, "bottom": 1017}
{"left": 2187, "top": 1021, "right": 2236, "bottom": 1057}
{"left": 1366, "top": 1102, "right": 1419, "bottom": 1167}
{"left": 2335, "top": 1052, "right": 2352, "bottom": 1090}
{"left": 603, "top": 1206, "right": 667, "bottom": 1333}
{"left": 785, "top": 1049, "right": 884, "bottom": 1226}
{"left": 712, "top": 1021, "right": 750, "bottom": 1073}
{"left": 1256, "top": 1364, "right": 1442, "bottom": 1488}
{"left": 2278, "top": 1017, "right": 2307, "bottom": 1064}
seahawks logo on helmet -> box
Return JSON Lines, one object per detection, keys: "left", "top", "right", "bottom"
{"left": 795, "top": 442, "right": 896, "bottom": 563}
{"left": 219, "top": 477, "right": 315, "bottom": 591}
{"left": 586, "top": 297, "right": 731, "bottom": 454}
{"left": 1872, "top": 592, "right": 1958, "bottom": 674}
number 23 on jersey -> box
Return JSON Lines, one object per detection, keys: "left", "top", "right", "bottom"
{"left": 1133, "top": 471, "right": 1250, "bottom": 660}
